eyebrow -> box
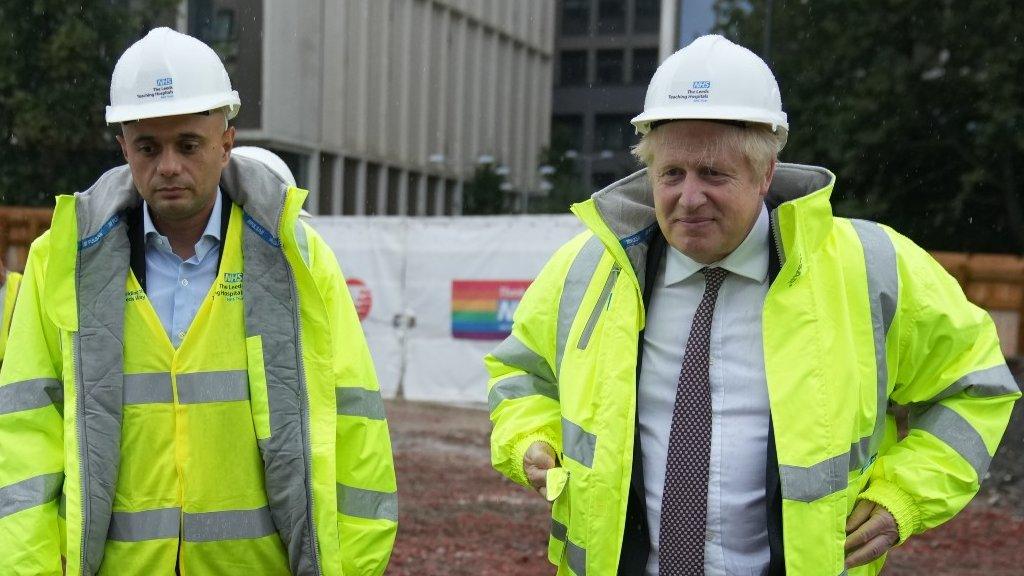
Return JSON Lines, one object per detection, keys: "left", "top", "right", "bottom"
{"left": 131, "top": 132, "right": 207, "bottom": 145}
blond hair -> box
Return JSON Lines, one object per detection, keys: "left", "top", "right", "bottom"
{"left": 632, "top": 121, "right": 784, "bottom": 181}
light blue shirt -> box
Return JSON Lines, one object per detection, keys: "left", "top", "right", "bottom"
{"left": 143, "top": 192, "right": 223, "bottom": 347}
{"left": 639, "top": 205, "right": 771, "bottom": 576}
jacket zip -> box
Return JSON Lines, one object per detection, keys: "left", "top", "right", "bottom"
{"left": 578, "top": 266, "right": 620, "bottom": 350}
{"left": 279, "top": 199, "right": 322, "bottom": 575}
{"left": 73, "top": 332, "right": 88, "bottom": 574}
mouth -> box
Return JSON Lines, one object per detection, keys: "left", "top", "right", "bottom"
{"left": 154, "top": 186, "right": 188, "bottom": 195}
{"left": 675, "top": 216, "right": 715, "bottom": 225}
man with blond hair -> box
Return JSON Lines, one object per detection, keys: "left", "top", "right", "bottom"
{"left": 487, "top": 35, "right": 1018, "bottom": 575}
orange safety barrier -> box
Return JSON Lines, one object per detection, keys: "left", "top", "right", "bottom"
{"left": 0, "top": 206, "right": 53, "bottom": 273}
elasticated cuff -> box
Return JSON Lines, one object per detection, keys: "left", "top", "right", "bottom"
{"left": 857, "top": 479, "right": 922, "bottom": 544}
{"left": 510, "top": 430, "right": 561, "bottom": 488}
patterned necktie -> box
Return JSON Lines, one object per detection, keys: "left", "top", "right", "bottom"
{"left": 659, "top": 266, "right": 729, "bottom": 574}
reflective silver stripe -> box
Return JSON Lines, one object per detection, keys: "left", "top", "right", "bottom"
{"left": 550, "top": 517, "right": 586, "bottom": 575}
{"left": 562, "top": 417, "right": 596, "bottom": 468}
{"left": 337, "top": 483, "right": 398, "bottom": 522}
{"left": 183, "top": 506, "right": 278, "bottom": 542}
{"left": 567, "top": 539, "right": 587, "bottom": 575}
{"left": 295, "top": 221, "right": 311, "bottom": 267}
{"left": 123, "top": 373, "right": 172, "bottom": 404}
{"left": 551, "top": 518, "right": 567, "bottom": 542}
{"left": 912, "top": 404, "right": 991, "bottom": 480}
{"left": 108, "top": 507, "right": 180, "bottom": 541}
{"left": 779, "top": 452, "right": 849, "bottom": 502}
{"left": 929, "top": 364, "right": 1021, "bottom": 403}
{"left": 0, "top": 472, "right": 62, "bottom": 519}
{"left": 557, "top": 236, "right": 606, "bottom": 372}
{"left": 490, "top": 334, "right": 556, "bottom": 384}
{"left": 336, "top": 387, "right": 386, "bottom": 420}
{"left": 577, "top": 267, "right": 619, "bottom": 350}
{"left": 58, "top": 492, "right": 66, "bottom": 519}
{"left": 488, "top": 374, "right": 559, "bottom": 413}
{"left": 0, "top": 378, "right": 62, "bottom": 415}
{"left": 177, "top": 370, "right": 249, "bottom": 404}
{"left": 850, "top": 220, "right": 898, "bottom": 472}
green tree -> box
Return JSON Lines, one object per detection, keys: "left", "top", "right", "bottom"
{"left": 715, "top": 0, "right": 1024, "bottom": 253}
{"left": 0, "top": 0, "right": 177, "bottom": 207}
{"left": 462, "top": 163, "right": 508, "bottom": 215}
{"left": 531, "top": 122, "right": 589, "bottom": 214}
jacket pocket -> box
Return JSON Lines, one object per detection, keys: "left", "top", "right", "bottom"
{"left": 548, "top": 469, "right": 572, "bottom": 566}
{"left": 245, "top": 335, "right": 272, "bottom": 440}
{"left": 577, "top": 266, "right": 620, "bottom": 350}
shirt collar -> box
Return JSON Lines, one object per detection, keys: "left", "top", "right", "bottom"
{"left": 144, "top": 189, "right": 223, "bottom": 246}
{"left": 664, "top": 204, "right": 770, "bottom": 286}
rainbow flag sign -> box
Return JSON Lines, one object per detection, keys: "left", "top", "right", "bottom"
{"left": 451, "top": 280, "right": 532, "bottom": 340}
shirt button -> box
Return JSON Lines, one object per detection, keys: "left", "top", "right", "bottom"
{"left": 181, "top": 279, "right": 189, "bottom": 287}
{"left": 177, "top": 330, "right": 186, "bottom": 340}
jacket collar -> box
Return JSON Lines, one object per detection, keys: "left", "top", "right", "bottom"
{"left": 572, "top": 163, "right": 836, "bottom": 296}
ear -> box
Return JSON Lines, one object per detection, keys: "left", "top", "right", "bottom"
{"left": 116, "top": 133, "right": 128, "bottom": 163}
{"left": 759, "top": 160, "right": 777, "bottom": 199}
{"left": 220, "top": 125, "right": 236, "bottom": 167}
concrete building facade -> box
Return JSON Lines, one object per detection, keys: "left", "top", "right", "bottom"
{"left": 184, "top": 0, "right": 555, "bottom": 215}
{"left": 550, "top": 0, "right": 664, "bottom": 192}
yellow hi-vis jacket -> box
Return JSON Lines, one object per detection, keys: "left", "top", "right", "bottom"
{"left": 0, "top": 271, "right": 22, "bottom": 367}
{"left": 0, "top": 156, "right": 397, "bottom": 576}
{"left": 486, "top": 165, "right": 1019, "bottom": 576}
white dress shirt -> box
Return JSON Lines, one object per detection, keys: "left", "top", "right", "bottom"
{"left": 143, "top": 192, "right": 223, "bottom": 347}
{"left": 639, "top": 205, "right": 771, "bottom": 576}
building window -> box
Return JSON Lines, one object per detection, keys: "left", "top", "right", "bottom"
{"left": 190, "top": 2, "right": 238, "bottom": 61}
{"left": 634, "top": 0, "right": 661, "bottom": 33}
{"left": 559, "top": 50, "right": 588, "bottom": 86}
{"left": 560, "top": 0, "right": 590, "bottom": 36}
{"left": 597, "top": 0, "right": 625, "bottom": 35}
{"left": 594, "top": 114, "right": 633, "bottom": 151}
{"left": 632, "top": 48, "right": 658, "bottom": 85}
{"left": 595, "top": 49, "right": 624, "bottom": 85}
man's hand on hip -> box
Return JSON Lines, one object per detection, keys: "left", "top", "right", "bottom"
{"left": 524, "top": 441, "right": 558, "bottom": 498}
{"left": 845, "top": 500, "right": 899, "bottom": 568}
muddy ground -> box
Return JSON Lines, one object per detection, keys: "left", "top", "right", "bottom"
{"left": 384, "top": 367, "right": 1024, "bottom": 576}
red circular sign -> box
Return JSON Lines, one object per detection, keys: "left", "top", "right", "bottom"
{"left": 346, "top": 278, "right": 373, "bottom": 322}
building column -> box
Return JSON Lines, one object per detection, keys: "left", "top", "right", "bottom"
{"left": 354, "top": 159, "right": 368, "bottom": 216}
{"left": 415, "top": 173, "right": 429, "bottom": 216}
{"left": 397, "top": 169, "right": 410, "bottom": 216}
{"left": 306, "top": 150, "right": 321, "bottom": 215}
{"left": 331, "top": 155, "right": 344, "bottom": 216}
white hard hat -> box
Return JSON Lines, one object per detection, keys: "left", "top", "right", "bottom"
{"left": 631, "top": 35, "right": 788, "bottom": 148}
{"left": 232, "top": 146, "right": 297, "bottom": 187}
{"left": 106, "top": 27, "right": 240, "bottom": 124}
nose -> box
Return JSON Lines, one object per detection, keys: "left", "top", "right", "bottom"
{"left": 156, "top": 149, "right": 183, "bottom": 178}
{"left": 678, "top": 175, "right": 707, "bottom": 211}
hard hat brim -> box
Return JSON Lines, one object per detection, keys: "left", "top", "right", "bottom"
{"left": 106, "top": 92, "right": 240, "bottom": 124}
{"left": 631, "top": 104, "right": 789, "bottom": 135}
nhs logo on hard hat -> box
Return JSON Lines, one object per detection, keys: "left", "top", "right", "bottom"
{"left": 152, "top": 76, "right": 174, "bottom": 100}
{"left": 692, "top": 81, "right": 711, "bottom": 89}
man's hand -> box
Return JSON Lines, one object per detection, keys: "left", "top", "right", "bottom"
{"left": 845, "top": 500, "right": 899, "bottom": 568}
{"left": 523, "top": 441, "right": 558, "bottom": 498}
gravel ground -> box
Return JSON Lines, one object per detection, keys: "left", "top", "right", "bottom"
{"left": 384, "top": 380, "right": 1024, "bottom": 575}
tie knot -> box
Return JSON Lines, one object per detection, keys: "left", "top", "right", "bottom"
{"left": 700, "top": 267, "right": 728, "bottom": 289}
